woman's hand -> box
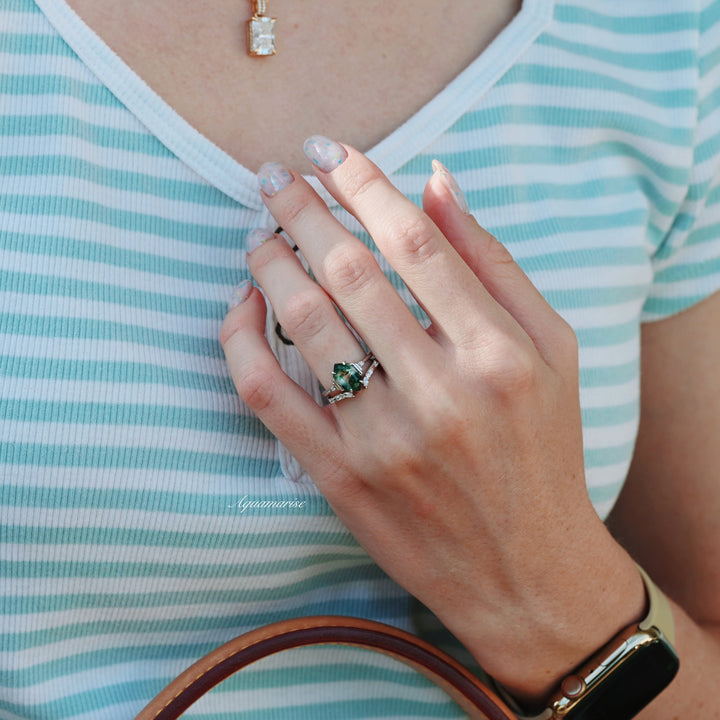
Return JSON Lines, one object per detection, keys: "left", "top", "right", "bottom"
{"left": 220, "top": 137, "right": 645, "bottom": 703}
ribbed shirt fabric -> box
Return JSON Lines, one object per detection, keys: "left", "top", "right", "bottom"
{"left": 2, "top": 0, "right": 720, "bottom": 717}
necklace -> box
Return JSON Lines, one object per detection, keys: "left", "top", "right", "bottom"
{"left": 247, "top": 0, "right": 277, "bottom": 57}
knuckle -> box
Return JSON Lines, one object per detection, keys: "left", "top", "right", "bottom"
{"left": 322, "top": 244, "right": 377, "bottom": 296}
{"left": 341, "top": 162, "right": 385, "bottom": 205}
{"left": 482, "top": 341, "right": 539, "bottom": 397}
{"left": 219, "top": 307, "right": 253, "bottom": 348}
{"left": 279, "top": 287, "right": 334, "bottom": 342}
{"left": 235, "top": 364, "right": 279, "bottom": 413}
{"left": 275, "top": 191, "right": 324, "bottom": 231}
{"left": 387, "top": 214, "right": 439, "bottom": 264}
{"left": 480, "top": 231, "right": 516, "bottom": 268}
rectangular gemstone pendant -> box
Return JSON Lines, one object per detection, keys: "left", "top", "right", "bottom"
{"left": 247, "top": 14, "right": 276, "bottom": 56}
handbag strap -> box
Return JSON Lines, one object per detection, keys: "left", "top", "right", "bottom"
{"left": 135, "top": 615, "right": 518, "bottom": 720}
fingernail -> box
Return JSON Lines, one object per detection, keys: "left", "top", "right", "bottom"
{"left": 229, "top": 279, "right": 253, "bottom": 309}
{"left": 245, "top": 227, "right": 275, "bottom": 255}
{"left": 303, "top": 135, "right": 348, "bottom": 173}
{"left": 258, "top": 162, "right": 294, "bottom": 197}
{"left": 432, "top": 159, "right": 470, "bottom": 215}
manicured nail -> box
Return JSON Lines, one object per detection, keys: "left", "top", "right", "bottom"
{"left": 258, "top": 162, "right": 294, "bottom": 197}
{"left": 432, "top": 159, "right": 470, "bottom": 215}
{"left": 245, "top": 227, "right": 275, "bottom": 255}
{"left": 303, "top": 135, "right": 348, "bottom": 173}
{"left": 229, "top": 279, "right": 253, "bottom": 309}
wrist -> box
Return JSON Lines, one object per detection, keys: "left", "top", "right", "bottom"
{"left": 465, "top": 537, "right": 647, "bottom": 706}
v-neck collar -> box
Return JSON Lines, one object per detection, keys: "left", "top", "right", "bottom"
{"left": 34, "top": 0, "right": 555, "bottom": 209}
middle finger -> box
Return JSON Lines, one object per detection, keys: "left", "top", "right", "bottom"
{"left": 256, "top": 163, "right": 434, "bottom": 374}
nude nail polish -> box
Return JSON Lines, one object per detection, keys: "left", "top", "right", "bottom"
{"left": 229, "top": 279, "right": 253, "bottom": 308}
{"left": 432, "top": 159, "right": 470, "bottom": 215}
{"left": 257, "top": 162, "right": 294, "bottom": 197}
{"left": 303, "top": 135, "right": 348, "bottom": 173}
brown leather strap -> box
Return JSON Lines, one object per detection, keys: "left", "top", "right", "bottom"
{"left": 135, "top": 616, "right": 518, "bottom": 720}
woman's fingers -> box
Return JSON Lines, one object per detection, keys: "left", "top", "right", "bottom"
{"left": 255, "top": 163, "right": 435, "bottom": 380}
{"left": 299, "top": 138, "right": 526, "bottom": 353}
{"left": 244, "top": 229, "right": 364, "bottom": 390}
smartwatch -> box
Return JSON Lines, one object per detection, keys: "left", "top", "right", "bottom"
{"left": 514, "top": 565, "right": 680, "bottom": 720}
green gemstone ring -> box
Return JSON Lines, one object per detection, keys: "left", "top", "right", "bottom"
{"left": 322, "top": 352, "right": 379, "bottom": 404}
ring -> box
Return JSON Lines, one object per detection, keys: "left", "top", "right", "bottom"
{"left": 322, "top": 352, "right": 379, "bottom": 404}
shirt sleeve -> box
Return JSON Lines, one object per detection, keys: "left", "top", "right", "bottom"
{"left": 642, "top": 0, "right": 720, "bottom": 321}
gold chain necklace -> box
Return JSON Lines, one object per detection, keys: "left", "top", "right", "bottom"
{"left": 247, "top": 0, "right": 277, "bottom": 57}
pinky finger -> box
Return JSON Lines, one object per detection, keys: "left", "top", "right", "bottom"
{"left": 220, "top": 284, "right": 339, "bottom": 474}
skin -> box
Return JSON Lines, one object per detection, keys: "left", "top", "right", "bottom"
{"left": 65, "top": 0, "right": 720, "bottom": 714}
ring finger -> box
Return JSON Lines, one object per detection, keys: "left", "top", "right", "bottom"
{"left": 245, "top": 228, "right": 370, "bottom": 393}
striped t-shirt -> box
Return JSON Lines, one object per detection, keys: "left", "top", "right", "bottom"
{"left": 2, "top": 0, "right": 720, "bottom": 717}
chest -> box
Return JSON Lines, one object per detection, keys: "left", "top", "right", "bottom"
{"left": 64, "top": 0, "right": 521, "bottom": 169}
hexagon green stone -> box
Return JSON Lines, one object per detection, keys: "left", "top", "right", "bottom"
{"left": 332, "top": 362, "right": 363, "bottom": 393}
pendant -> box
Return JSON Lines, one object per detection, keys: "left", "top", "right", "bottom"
{"left": 247, "top": 0, "right": 276, "bottom": 57}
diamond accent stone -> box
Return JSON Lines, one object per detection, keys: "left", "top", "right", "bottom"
{"left": 248, "top": 16, "right": 276, "bottom": 56}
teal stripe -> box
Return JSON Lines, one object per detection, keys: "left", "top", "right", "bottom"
{"left": 0, "top": 397, "right": 250, "bottom": 433}
{"left": 0, "top": 232, "right": 242, "bottom": 282}
{"left": 0, "top": 312, "right": 221, "bottom": 354}
{"left": 585, "top": 440, "right": 637, "bottom": 467}
{"left": 0, "top": 520, "right": 356, "bottom": 557}
{"left": 3, "top": 585, "right": 394, "bottom": 624}
{"left": 653, "top": 255, "right": 720, "bottom": 282}
{"left": 643, "top": 292, "right": 719, "bottom": 316}
{"left": 554, "top": 5, "right": 698, "bottom": 34}
{"left": 581, "top": 401, "right": 637, "bottom": 427}
{"left": 0, "top": 580, "right": 395, "bottom": 651}
{"left": 2, "top": 653, "right": 438, "bottom": 694}
{"left": 0, "top": 74, "right": 119, "bottom": 105}
{"left": 0, "top": 485, "right": 341, "bottom": 516}
{"left": 707, "top": 182, "right": 720, "bottom": 206}
{"left": 0, "top": 115, "right": 171, "bottom": 157}
{"left": 0, "top": 693, "right": 463, "bottom": 720}
{"left": 0, "top": 155, "right": 237, "bottom": 206}
{"left": 499, "top": 209, "right": 650, "bottom": 247}
{"left": 701, "top": 38, "right": 720, "bottom": 77}
{"left": 504, "top": 63, "right": 696, "bottom": 108}
{"left": 434, "top": 139, "right": 691, "bottom": 185}
{"left": 519, "top": 246, "right": 648, "bottom": 274}
{"left": 461, "top": 173, "right": 679, "bottom": 217}
{"left": 2, "top": 0, "right": 41, "bottom": 11}
{"left": 2, "top": 566, "right": 374, "bottom": 616}
{"left": 456, "top": 104, "right": 693, "bottom": 147}
{"left": 575, "top": 320, "right": 638, "bottom": 347}
{"left": 0, "top": 355, "right": 232, "bottom": 390}
{"left": 537, "top": 33, "right": 696, "bottom": 71}
{"left": 695, "top": 128, "right": 720, "bottom": 163}
{"left": 579, "top": 361, "right": 638, "bottom": 388}
{"left": 588, "top": 481, "right": 626, "bottom": 506}
{"left": 702, "top": 0, "right": 720, "bottom": 32}
{"left": 0, "top": 32, "right": 75, "bottom": 57}
{"left": 0, "top": 194, "right": 244, "bottom": 247}
{"left": 0, "top": 441, "right": 278, "bottom": 473}
{"left": 0, "top": 269, "right": 228, "bottom": 319}
{"left": 545, "top": 283, "right": 647, "bottom": 310}
{"left": 685, "top": 220, "right": 720, "bottom": 246}
{"left": 184, "top": 702, "right": 464, "bottom": 720}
